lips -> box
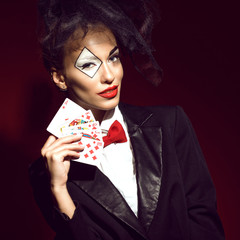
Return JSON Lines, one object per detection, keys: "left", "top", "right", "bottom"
{"left": 98, "top": 85, "right": 119, "bottom": 98}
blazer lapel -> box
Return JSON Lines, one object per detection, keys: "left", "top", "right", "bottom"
{"left": 68, "top": 161, "right": 147, "bottom": 239}
{"left": 68, "top": 103, "right": 162, "bottom": 237}
{"left": 119, "top": 103, "right": 163, "bottom": 231}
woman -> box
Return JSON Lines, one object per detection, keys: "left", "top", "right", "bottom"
{"left": 29, "top": 0, "right": 225, "bottom": 239}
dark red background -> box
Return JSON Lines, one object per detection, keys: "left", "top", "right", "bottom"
{"left": 1, "top": 0, "right": 239, "bottom": 239}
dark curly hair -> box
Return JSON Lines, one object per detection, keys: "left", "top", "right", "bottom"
{"left": 38, "top": 0, "right": 162, "bottom": 85}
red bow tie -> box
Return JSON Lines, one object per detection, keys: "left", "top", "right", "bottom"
{"left": 103, "top": 120, "right": 127, "bottom": 148}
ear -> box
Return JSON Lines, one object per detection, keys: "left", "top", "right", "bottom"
{"left": 51, "top": 68, "right": 67, "bottom": 91}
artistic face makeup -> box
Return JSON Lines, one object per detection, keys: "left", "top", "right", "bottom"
{"left": 75, "top": 47, "right": 102, "bottom": 78}
{"left": 59, "top": 25, "right": 124, "bottom": 121}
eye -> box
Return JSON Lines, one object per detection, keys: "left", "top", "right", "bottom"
{"left": 79, "top": 62, "right": 96, "bottom": 70}
{"left": 109, "top": 54, "right": 120, "bottom": 63}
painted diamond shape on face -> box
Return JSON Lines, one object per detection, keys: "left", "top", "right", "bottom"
{"left": 75, "top": 47, "right": 102, "bottom": 78}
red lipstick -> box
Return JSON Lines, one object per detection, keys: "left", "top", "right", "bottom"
{"left": 98, "top": 85, "right": 118, "bottom": 98}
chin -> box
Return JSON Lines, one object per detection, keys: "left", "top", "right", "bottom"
{"left": 98, "top": 98, "right": 120, "bottom": 111}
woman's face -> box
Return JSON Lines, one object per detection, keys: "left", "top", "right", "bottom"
{"left": 53, "top": 25, "right": 123, "bottom": 120}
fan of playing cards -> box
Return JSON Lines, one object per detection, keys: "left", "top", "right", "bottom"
{"left": 47, "top": 98, "right": 104, "bottom": 166}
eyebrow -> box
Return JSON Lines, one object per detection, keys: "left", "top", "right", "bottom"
{"left": 78, "top": 55, "right": 98, "bottom": 61}
{"left": 109, "top": 46, "right": 119, "bottom": 57}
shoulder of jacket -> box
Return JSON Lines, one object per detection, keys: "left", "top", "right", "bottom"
{"left": 119, "top": 102, "right": 185, "bottom": 127}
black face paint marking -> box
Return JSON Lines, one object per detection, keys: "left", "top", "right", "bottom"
{"left": 74, "top": 47, "right": 102, "bottom": 78}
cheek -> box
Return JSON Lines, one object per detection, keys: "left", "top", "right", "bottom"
{"left": 66, "top": 71, "right": 91, "bottom": 91}
{"left": 116, "top": 64, "right": 124, "bottom": 80}
{"left": 67, "top": 76, "right": 96, "bottom": 102}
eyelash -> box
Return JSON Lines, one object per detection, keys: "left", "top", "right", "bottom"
{"left": 79, "top": 62, "right": 96, "bottom": 70}
{"left": 109, "top": 54, "right": 120, "bottom": 63}
{"left": 78, "top": 53, "right": 120, "bottom": 70}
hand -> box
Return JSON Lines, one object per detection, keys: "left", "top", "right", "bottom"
{"left": 41, "top": 135, "right": 84, "bottom": 190}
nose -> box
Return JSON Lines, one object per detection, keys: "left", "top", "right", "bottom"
{"left": 100, "top": 62, "right": 114, "bottom": 83}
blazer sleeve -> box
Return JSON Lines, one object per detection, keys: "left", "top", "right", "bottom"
{"left": 173, "top": 106, "right": 225, "bottom": 239}
{"left": 29, "top": 158, "right": 96, "bottom": 240}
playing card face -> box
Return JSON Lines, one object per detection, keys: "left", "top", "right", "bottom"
{"left": 47, "top": 98, "right": 91, "bottom": 138}
{"left": 60, "top": 116, "right": 97, "bottom": 136}
{"left": 46, "top": 98, "right": 103, "bottom": 166}
{"left": 62, "top": 122, "right": 102, "bottom": 139}
{"left": 72, "top": 137, "right": 104, "bottom": 166}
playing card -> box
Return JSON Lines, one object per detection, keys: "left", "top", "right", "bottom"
{"left": 72, "top": 137, "right": 104, "bottom": 165}
{"left": 46, "top": 98, "right": 104, "bottom": 166}
{"left": 47, "top": 98, "right": 96, "bottom": 138}
{"left": 47, "top": 98, "right": 87, "bottom": 137}
{"left": 66, "top": 110, "right": 95, "bottom": 127}
{"left": 61, "top": 122, "right": 103, "bottom": 142}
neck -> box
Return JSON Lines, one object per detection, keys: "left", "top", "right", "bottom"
{"left": 91, "top": 109, "right": 107, "bottom": 123}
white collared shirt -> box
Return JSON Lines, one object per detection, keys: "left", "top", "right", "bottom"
{"left": 98, "top": 106, "right": 138, "bottom": 216}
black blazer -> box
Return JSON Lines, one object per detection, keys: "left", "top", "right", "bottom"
{"left": 29, "top": 104, "right": 225, "bottom": 240}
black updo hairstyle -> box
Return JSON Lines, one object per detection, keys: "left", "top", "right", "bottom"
{"left": 38, "top": 0, "right": 162, "bottom": 85}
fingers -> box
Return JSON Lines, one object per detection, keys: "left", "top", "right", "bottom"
{"left": 41, "top": 135, "right": 57, "bottom": 156}
{"left": 48, "top": 149, "right": 81, "bottom": 162}
{"left": 41, "top": 134, "right": 83, "bottom": 157}
{"left": 41, "top": 134, "right": 85, "bottom": 189}
{"left": 45, "top": 142, "right": 84, "bottom": 162}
